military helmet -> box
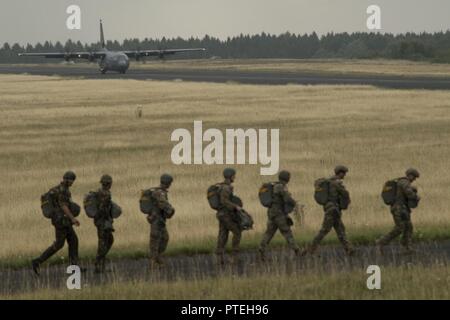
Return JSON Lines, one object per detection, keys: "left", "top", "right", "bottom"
{"left": 223, "top": 168, "right": 236, "bottom": 179}
{"left": 100, "top": 174, "right": 113, "bottom": 185}
{"left": 63, "top": 171, "right": 77, "bottom": 181}
{"left": 405, "top": 168, "right": 420, "bottom": 178}
{"left": 160, "top": 173, "right": 173, "bottom": 186}
{"left": 278, "top": 170, "right": 291, "bottom": 183}
{"left": 334, "top": 165, "right": 349, "bottom": 175}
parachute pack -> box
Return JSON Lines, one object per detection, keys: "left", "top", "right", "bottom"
{"left": 84, "top": 191, "right": 99, "bottom": 218}
{"left": 40, "top": 189, "right": 80, "bottom": 219}
{"left": 40, "top": 190, "right": 56, "bottom": 219}
{"left": 207, "top": 183, "right": 224, "bottom": 210}
{"left": 140, "top": 188, "right": 160, "bottom": 214}
{"left": 258, "top": 182, "right": 275, "bottom": 208}
{"left": 314, "top": 178, "right": 330, "bottom": 205}
{"left": 83, "top": 191, "right": 122, "bottom": 218}
{"left": 381, "top": 179, "right": 399, "bottom": 206}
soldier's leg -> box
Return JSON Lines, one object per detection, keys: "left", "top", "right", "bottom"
{"left": 66, "top": 226, "right": 79, "bottom": 265}
{"left": 95, "top": 228, "right": 108, "bottom": 272}
{"left": 36, "top": 226, "right": 67, "bottom": 264}
{"left": 333, "top": 215, "right": 353, "bottom": 254}
{"left": 259, "top": 219, "right": 278, "bottom": 251}
{"left": 158, "top": 226, "right": 169, "bottom": 255}
{"left": 216, "top": 218, "right": 229, "bottom": 257}
{"left": 228, "top": 221, "right": 242, "bottom": 256}
{"left": 149, "top": 222, "right": 163, "bottom": 263}
{"left": 377, "top": 208, "right": 403, "bottom": 246}
{"left": 400, "top": 213, "right": 413, "bottom": 250}
{"left": 274, "top": 215, "right": 300, "bottom": 253}
{"left": 310, "top": 211, "right": 334, "bottom": 252}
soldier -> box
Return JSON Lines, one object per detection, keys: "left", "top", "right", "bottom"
{"left": 148, "top": 174, "right": 175, "bottom": 267}
{"left": 259, "top": 170, "right": 300, "bottom": 261}
{"left": 94, "top": 174, "right": 115, "bottom": 273}
{"left": 376, "top": 168, "right": 421, "bottom": 254}
{"left": 32, "top": 171, "right": 82, "bottom": 275}
{"left": 306, "top": 165, "right": 354, "bottom": 256}
{"left": 216, "top": 168, "right": 243, "bottom": 265}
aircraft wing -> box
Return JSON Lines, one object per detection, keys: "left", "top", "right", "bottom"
{"left": 124, "top": 48, "right": 206, "bottom": 58}
{"left": 18, "top": 52, "right": 107, "bottom": 60}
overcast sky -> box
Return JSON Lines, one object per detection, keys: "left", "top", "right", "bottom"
{"left": 1, "top": 0, "right": 450, "bottom": 45}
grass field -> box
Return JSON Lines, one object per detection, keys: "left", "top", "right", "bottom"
{"left": 1, "top": 72, "right": 450, "bottom": 268}
{"left": 3, "top": 263, "right": 449, "bottom": 299}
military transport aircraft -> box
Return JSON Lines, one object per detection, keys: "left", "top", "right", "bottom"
{"left": 18, "top": 20, "right": 206, "bottom": 74}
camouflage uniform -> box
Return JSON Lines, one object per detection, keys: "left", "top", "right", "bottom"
{"left": 148, "top": 186, "right": 174, "bottom": 264}
{"left": 377, "top": 177, "right": 419, "bottom": 250}
{"left": 35, "top": 183, "right": 79, "bottom": 265}
{"left": 216, "top": 181, "right": 241, "bottom": 260}
{"left": 310, "top": 175, "right": 353, "bottom": 253}
{"left": 94, "top": 187, "right": 114, "bottom": 272}
{"left": 260, "top": 181, "right": 299, "bottom": 254}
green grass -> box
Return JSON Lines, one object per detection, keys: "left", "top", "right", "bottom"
{"left": 4, "top": 263, "right": 450, "bottom": 299}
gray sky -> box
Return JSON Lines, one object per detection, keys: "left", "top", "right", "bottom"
{"left": 1, "top": 0, "right": 450, "bottom": 45}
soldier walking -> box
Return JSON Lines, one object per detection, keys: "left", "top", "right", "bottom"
{"left": 215, "top": 168, "right": 243, "bottom": 265}
{"left": 32, "top": 171, "right": 82, "bottom": 275}
{"left": 306, "top": 165, "right": 354, "bottom": 256}
{"left": 259, "top": 170, "right": 300, "bottom": 260}
{"left": 148, "top": 174, "right": 175, "bottom": 267}
{"left": 94, "top": 174, "right": 115, "bottom": 273}
{"left": 376, "top": 168, "right": 421, "bottom": 254}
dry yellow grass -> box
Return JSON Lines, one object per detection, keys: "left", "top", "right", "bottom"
{"left": 1, "top": 74, "right": 450, "bottom": 264}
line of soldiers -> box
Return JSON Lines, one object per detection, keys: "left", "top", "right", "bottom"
{"left": 31, "top": 165, "right": 421, "bottom": 275}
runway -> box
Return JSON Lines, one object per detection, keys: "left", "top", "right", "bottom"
{"left": 2, "top": 64, "right": 450, "bottom": 89}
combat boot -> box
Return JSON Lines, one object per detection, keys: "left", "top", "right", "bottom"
{"left": 403, "top": 246, "right": 416, "bottom": 255}
{"left": 216, "top": 253, "right": 226, "bottom": 267}
{"left": 345, "top": 247, "right": 356, "bottom": 256}
{"left": 258, "top": 248, "right": 267, "bottom": 262}
{"left": 31, "top": 259, "right": 40, "bottom": 276}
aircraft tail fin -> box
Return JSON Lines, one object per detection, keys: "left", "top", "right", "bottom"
{"left": 100, "top": 19, "right": 105, "bottom": 48}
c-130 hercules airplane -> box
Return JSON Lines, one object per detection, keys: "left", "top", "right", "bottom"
{"left": 18, "top": 20, "right": 206, "bottom": 74}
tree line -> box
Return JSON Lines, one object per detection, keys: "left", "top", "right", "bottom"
{"left": 2, "top": 31, "right": 450, "bottom": 63}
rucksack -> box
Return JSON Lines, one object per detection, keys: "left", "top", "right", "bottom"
{"left": 314, "top": 178, "right": 330, "bottom": 205}
{"left": 207, "top": 183, "right": 224, "bottom": 210}
{"left": 40, "top": 190, "right": 56, "bottom": 219}
{"left": 69, "top": 202, "right": 81, "bottom": 217}
{"left": 111, "top": 202, "right": 122, "bottom": 218}
{"left": 140, "top": 188, "right": 160, "bottom": 214}
{"left": 84, "top": 191, "right": 99, "bottom": 218}
{"left": 237, "top": 209, "right": 254, "bottom": 230}
{"left": 258, "top": 182, "right": 275, "bottom": 208}
{"left": 381, "top": 179, "right": 399, "bottom": 206}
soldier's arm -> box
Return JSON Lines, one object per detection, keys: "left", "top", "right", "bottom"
{"left": 220, "top": 185, "right": 239, "bottom": 211}
{"left": 336, "top": 181, "right": 351, "bottom": 204}
{"left": 57, "top": 191, "right": 79, "bottom": 226}
{"left": 275, "top": 184, "right": 296, "bottom": 207}
{"left": 399, "top": 180, "right": 419, "bottom": 201}
{"left": 154, "top": 189, "right": 173, "bottom": 212}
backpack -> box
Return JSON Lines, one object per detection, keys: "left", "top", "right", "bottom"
{"left": 111, "top": 202, "right": 122, "bottom": 218}
{"left": 140, "top": 188, "right": 160, "bottom": 214}
{"left": 381, "top": 179, "right": 399, "bottom": 206}
{"left": 40, "top": 190, "right": 56, "bottom": 219}
{"left": 207, "top": 183, "right": 224, "bottom": 210}
{"left": 69, "top": 202, "right": 81, "bottom": 217}
{"left": 314, "top": 178, "right": 330, "bottom": 205}
{"left": 83, "top": 191, "right": 99, "bottom": 218}
{"left": 258, "top": 182, "right": 275, "bottom": 208}
{"left": 237, "top": 209, "right": 254, "bottom": 230}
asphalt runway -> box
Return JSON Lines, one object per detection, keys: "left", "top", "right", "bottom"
{"left": 1, "top": 241, "right": 449, "bottom": 295}
{"left": 2, "top": 64, "right": 450, "bottom": 89}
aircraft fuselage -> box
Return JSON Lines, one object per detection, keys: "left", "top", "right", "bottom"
{"left": 99, "top": 51, "right": 130, "bottom": 74}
